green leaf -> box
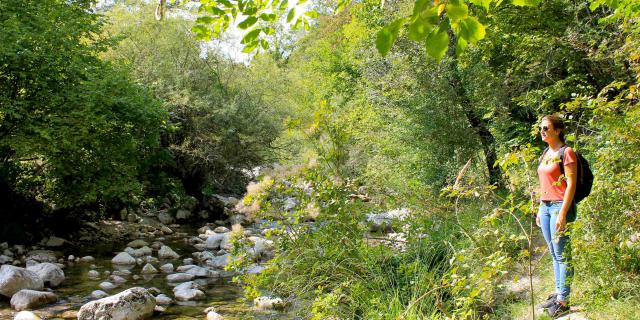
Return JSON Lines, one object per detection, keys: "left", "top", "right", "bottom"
{"left": 260, "top": 13, "right": 277, "bottom": 22}
{"left": 287, "top": 8, "right": 296, "bottom": 22}
{"left": 304, "top": 11, "right": 319, "bottom": 18}
{"left": 260, "top": 39, "right": 269, "bottom": 50}
{"left": 242, "top": 41, "right": 259, "bottom": 53}
{"left": 375, "top": 18, "right": 406, "bottom": 57}
{"left": 196, "top": 16, "right": 216, "bottom": 24}
{"left": 279, "top": 0, "right": 289, "bottom": 10}
{"left": 241, "top": 28, "right": 261, "bottom": 44}
{"left": 191, "top": 25, "right": 212, "bottom": 40}
{"left": 238, "top": 16, "right": 258, "bottom": 29}
{"left": 469, "top": 0, "right": 492, "bottom": 10}
{"left": 263, "top": 27, "right": 276, "bottom": 35}
{"left": 408, "top": 7, "right": 438, "bottom": 41}
{"left": 446, "top": 0, "right": 469, "bottom": 21}
{"left": 511, "top": 0, "right": 540, "bottom": 6}
{"left": 455, "top": 37, "right": 467, "bottom": 56}
{"left": 425, "top": 22, "right": 449, "bottom": 60}
{"left": 412, "top": 0, "right": 431, "bottom": 17}
{"left": 457, "top": 16, "right": 485, "bottom": 43}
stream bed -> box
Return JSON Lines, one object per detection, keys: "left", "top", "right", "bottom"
{"left": 0, "top": 224, "right": 292, "bottom": 320}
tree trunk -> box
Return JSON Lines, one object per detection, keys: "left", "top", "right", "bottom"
{"left": 446, "top": 30, "right": 504, "bottom": 188}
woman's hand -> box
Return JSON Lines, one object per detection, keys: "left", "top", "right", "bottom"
{"left": 555, "top": 214, "right": 567, "bottom": 233}
{"left": 536, "top": 214, "right": 541, "bottom": 227}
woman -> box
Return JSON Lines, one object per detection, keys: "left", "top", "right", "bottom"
{"left": 536, "top": 115, "right": 577, "bottom": 318}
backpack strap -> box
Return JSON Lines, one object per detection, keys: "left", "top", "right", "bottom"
{"left": 558, "top": 145, "right": 567, "bottom": 175}
{"left": 539, "top": 147, "right": 550, "bottom": 165}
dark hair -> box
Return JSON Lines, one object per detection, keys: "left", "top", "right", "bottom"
{"left": 542, "top": 115, "right": 566, "bottom": 143}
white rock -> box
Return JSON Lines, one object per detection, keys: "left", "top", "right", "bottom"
{"left": 88, "top": 270, "right": 100, "bottom": 278}
{"left": 158, "top": 246, "right": 179, "bottom": 259}
{"left": 77, "top": 287, "right": 155, "bottom": 320}
{"left": 177, "top": 265, "right": 218, "bottom": 278}
{"left": 110, "top": 275, "right": 127, "bottom": 285}
{"left": 172, "top": 281, "right": 204, "bottom": 301}
{"left": 125, "top": 246, "right": 152, "bottom": 257}
{"left": 155, "top": 294, "right": 173, "bottom": 305}
{"left": 0, "top": 255, "right": 12, "bottom": 265}
{"left": 207, "top": 311, "right": 224, "bottom": 320}
{"left": 253, "top": 296, "right": 286, "bottom": 310}
{"left": 245, "top": 264, "right": 266, "bottom": 275}
{"left": 0, "top": 265, "right": 44, "bottom": 297}
{"left": 27, "top": 263, "right": 65, "bottom": 287}
{"left": 13, "top": 311, "right": 40, "bottom": 320}
{"left": 111, "top": 252, "right": 136, "bottom": 265}
{"left": 207, "top": 254, "right": 231, "bottom": 269}
{"left": 141, "top": 263, "right": 157, "bottom": 274}
{"left": 91, "top": 290, "right": 109, "bottom": 299}
{"left": 10, "top": 289, "right": 57, "bottom": 311}
{"left": 99, "top": 281, "right": 117, "bottom": 291}
{"left": 204, "top": 234, "right": 226, "bottom": 250}
{"left": 67, "top": 255, "right": 75, "bottom": 261}
{"left": 80, "top": 256, "right": 95, "bottom": 263}
{"left": 159, "top": 263, "right": 174, "bottom": 273}
{"left": 166, "top": 273, "right": 194, "bottom": 282}
{"left": 183, "top": 258, "right": 194, "bottom": 265}
{"left": 213, "top": 226, "right": 229, "bottom": 233}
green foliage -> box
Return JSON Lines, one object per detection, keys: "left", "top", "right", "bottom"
{"left": 103, "top": 4, "right": 284, "bottom": 196}
{"left": 0, "top": 0, "right": 166, "bottom": 209}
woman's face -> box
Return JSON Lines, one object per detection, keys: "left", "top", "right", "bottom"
{"left": 539, "top": 119, "right": 560, "bottom": 143}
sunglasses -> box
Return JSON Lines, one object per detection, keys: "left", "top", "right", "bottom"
{"left": 539, "top": 126, "right": 551, "bottom": 132}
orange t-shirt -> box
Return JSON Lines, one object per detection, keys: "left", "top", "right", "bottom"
{"left": 537, "top": 146, "right": 577, "bottom": 201}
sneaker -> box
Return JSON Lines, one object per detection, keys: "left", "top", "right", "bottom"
{"left": 547, "top": 301, "right": 570, "bottom": 318}
{"left": 537, "top": 293, "right": 557, "bottom": 309}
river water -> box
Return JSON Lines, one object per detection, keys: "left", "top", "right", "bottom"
{"left": 0, "top": 225, "right": 292, "bottom": 319}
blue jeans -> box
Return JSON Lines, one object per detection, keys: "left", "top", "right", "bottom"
{"left": 538, "top": 201, "right": 574, "bottom": 302}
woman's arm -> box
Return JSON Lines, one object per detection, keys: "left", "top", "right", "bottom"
{"left": 557, "top": 160, "right": 577, "bottom": 232}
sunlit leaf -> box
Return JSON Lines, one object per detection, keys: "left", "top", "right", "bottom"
{"left": 238, "top": 16, "right": 258, "bottom": 29}
{"left": 241, "top": 28, "right": 261, "bottom": 44}
{"left": 425, "top": 21, "right": 449, "bottom": 60}
{"left": 457, "top": 16, "right": 486, "bottom": 43}
{"left": 446, "top": 0, "right": 468, "bottom": 21}
{"left": 196, "top": 16, "right": 216, "bottom": 24}
{"left": 511, "top": 0, "right": 540, "bottom": 6}
{"left": 287, "top": 8, "right": 296, "bottom": 22}
{"left": 375, "top": 18, "right": 406, "bottom": 57}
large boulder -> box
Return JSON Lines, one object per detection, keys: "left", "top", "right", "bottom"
{"left": 10, "top": 289, "right": 57, "bottom": 311}
{"left": 175, "top": 209, "right": 191, "bottom": 220}
{"left": 157, "top": 211, "right": 174, "bottom": 225}
{"left": 111, "top": 252, "right": 136, "bottom": 265}
{"left": 172, "top": 281, "right": 204, "bottom": 301}
{"left": 77, "top": 287, "right": 155, "bottom": 320}
{"left": 0, "top": 265, "right": 44, "bottom": 298}
{"left": 158, "top": 246, "right": 179, "bottom": 260}
{"left": 204, "top": 234, "right": 226, "bottom": 250}
{"left": 26, "top": 263, "right": 65, "bottom": 287}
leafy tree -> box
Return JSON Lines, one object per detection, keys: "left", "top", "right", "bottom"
{"left": 104, "top": 4, "right": 284, "bottom": 198}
